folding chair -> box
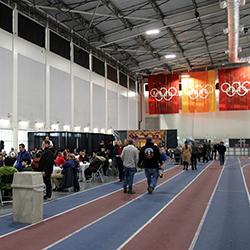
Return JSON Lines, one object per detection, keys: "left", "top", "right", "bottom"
{"left": 89, "top": 162, "right": 105, "bottom": 183}
{"left": 0, "top": 175, "right": 14, "bottom": 207}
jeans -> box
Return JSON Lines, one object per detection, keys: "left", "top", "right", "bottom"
{"left": 145, "top": 168, "right": 159, "bottom": 190}
{"left": 219, "top": 154, "right": 225, "bottom": 165}
{"left": 123, "top": 167, "right": 136, "bottom": 191}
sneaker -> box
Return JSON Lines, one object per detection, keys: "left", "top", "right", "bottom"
{"left": 127, "top": 190, "right": 136, "bottom": 194}
{"left": 148, "top": 185, "right": 154, "bottom": 194}
{"left": 124, "top": 187, "right": 127, "bottom": 193}
{"left": 44, "top": 196, "right": 52, "bottom": 201}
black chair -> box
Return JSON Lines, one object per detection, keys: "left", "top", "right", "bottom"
{"left": 57, "top": 168, "right": 80, "bottom": 192}
{"left": 0, "top": 175, "right": 14, "bottom": 206}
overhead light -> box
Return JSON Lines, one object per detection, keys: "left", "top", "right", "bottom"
{"left": 146, "top": 29, "right": 160, "bottom": 35}
{"left": 19, "top": 120, "right": 29, "bottom": 126}
{"left": 0, "top": 119, "right": 10, "bottom": 125}
{"left": 107, "top": 129, "right": 113, "bottom": 134}
{"left": 100, "top": 128, "right": 105, "bottom": 134}
{"left": 83, "top": 126, "right": 90, "bottom": 132}
{"left": 165, "top": 54, "right": 176, "bottom": 59}
{"left": 35, "top": 122, "right": 44, "bottom": 129}
{"left": 195, "top": 11, "right": 200, "bottom": 20}
{"left": 181, "top": 75, "right": 190, "bottom": 78}
{"left": 93, "top": 128, "right": 99, "bottom": 133}
{"left": 74, "top": 126, "right": 81, "bottom": 132}
{"left": 63, "top": 125, "right": 70, "bottom": 131}
{"left": 51, "top": 124, "right": 59, "bottom": 131}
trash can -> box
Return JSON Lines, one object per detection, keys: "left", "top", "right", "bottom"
{"left": 12, "top": 172, "right": 45, "bottom": 224}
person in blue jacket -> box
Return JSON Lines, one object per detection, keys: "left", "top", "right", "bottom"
{"left": 16, "top": 143, "right": 31, "bottom": 172}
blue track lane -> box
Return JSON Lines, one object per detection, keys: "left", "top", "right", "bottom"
{"left": 47, "top": 163, "right": 211, "bottom": 250}
{"left": 194, "top": 158, "right": 250, "bottom": 250}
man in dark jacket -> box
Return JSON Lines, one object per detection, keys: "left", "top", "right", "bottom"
{"left": 16, "top": 143, "right": 31, "bottom": 172}
{"left": 217, "top": 141, "right": 226, "bottom": 165}
{"left": 139, "top": 137, "right": 163, "bottom": 194}
{"left": 39, "top": 140, "right": 54, "bottom": 200}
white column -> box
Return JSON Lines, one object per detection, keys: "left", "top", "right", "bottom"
{"left": 45, "top": 20, "right": 50, "bottom": 130}
{"left": 70, "top": 36, "right": 74, "bottom": 131}
{"left": 89, "top": 52, "right": 93, "bottom": 132}
{"left": 12, "top": 5, "right": 18, "bottom": 149}
{"left": 104, "top": 61, "right": 108, "bottom": 132}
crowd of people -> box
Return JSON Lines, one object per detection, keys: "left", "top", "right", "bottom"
{"left": 0, "top": 136, "right": 165, "bottom": 201}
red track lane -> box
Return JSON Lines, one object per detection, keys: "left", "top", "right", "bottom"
{"left": 122, "top": 161, "right": 223, "bottom": 250}
{"left": 0, "top": 165, "right": 182, "bottom": 250}
{"left": 239, "top": 157, "right": 250, "bottom": 162}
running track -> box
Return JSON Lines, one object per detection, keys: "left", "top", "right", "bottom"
{"left": 0, "top": 157, "right": 250, "bottom": 250}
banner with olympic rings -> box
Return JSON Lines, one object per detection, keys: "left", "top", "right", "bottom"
{"left": 219, "top": 67, "right": 250, "bottom": 110}
{"left": 181, "top": 70, "right": 217, "bottom": 113}
{"left": 148, "top": 74, "right": 179, "bottom": 114}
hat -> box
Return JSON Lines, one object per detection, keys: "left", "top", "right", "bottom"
{"left": 74, "top": 148, "right": 79, "bottom": 152}
{"left": 146, "top": 136, "right": 152, "bottom": 142}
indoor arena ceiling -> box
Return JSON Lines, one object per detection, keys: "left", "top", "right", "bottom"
{"left": 9, "top": 0, "right": 250, "bottom": 77}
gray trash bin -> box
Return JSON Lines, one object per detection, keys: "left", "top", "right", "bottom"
{"left": 12, "top": 172, "right": 45, "bottom": 224}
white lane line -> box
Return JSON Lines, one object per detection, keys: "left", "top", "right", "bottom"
{"left": 188, "top": 158, "right": 227, "bottom": 250}
{"left": 117, "top": 162, "right": 213, "bottom": 250}
{"left": 240, "top": 160, "right": 250, "bottom": 206}
{"left": 42, "top": 167, "right": 185, "bottom": 250}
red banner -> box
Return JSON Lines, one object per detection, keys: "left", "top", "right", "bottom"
{"left": 148, "top": 74, "right": 179, "bottom": 114}
{"left": 219, "top": 67, "right": 250, "bottom": 111}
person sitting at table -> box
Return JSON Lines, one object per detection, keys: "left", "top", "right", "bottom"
{"left": 79, "top": 149, "right": 89, "bottom": 163}
{"left": 21, "top": 157, "right": 33, "bottom": 171}
{"left": 84, "top": 155, "right": 106, "bottom": 180}
{"left": 31, "top": 152, "right": 42, "bottom": 171}
{"left": 51, "top": 153, "right": 75, "bottom": 190}
{"left": 55, "top": 152, "right": 66, "bottom": 166}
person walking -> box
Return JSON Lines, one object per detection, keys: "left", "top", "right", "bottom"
{"left": 181, "top": 141, "right": 192, "bottom": 170}
{"left": 191, "top": 141, "right": 198, "bottom": 170}
{"left": 218, "top": 141, "right": 226, "bottom": 165}
{"left": 120, "top": 139, "right": 138, "bottom": 194}
{"left": 139, "top": 137, "right": 163, "bottom": 194}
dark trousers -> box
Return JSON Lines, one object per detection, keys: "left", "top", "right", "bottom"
{"left": 43, "top": 173, "right": 52, "bottom": 198}
{"left": 202, "top": 152, "right": 208, "bottom": 163}
{"left": 117, "top": 164, "right": 124, "bottom": 180}
{"left": 212, "top": 150, "right": 217, "bottom": 160}
{"left": 191, "top": 154, "right": 197, "bottom": 169}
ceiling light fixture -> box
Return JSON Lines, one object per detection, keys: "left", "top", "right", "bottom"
{"left": 181, "top": 75, "right": 190, "bottom": 78}
{"left": 165, "top": 54, "right": 176, "bottom": 59}
{"left": 146, "top": 29, "right": 160, "bottom": 35}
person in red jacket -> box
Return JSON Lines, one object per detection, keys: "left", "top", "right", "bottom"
{"left": 55, "top": 152, "right": 66, "bottom": 166}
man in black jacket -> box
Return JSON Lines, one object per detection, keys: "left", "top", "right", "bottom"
{"left": 39, "top": 140, "right": 55, "bottom": 200}
{"left": 139, "top": 137, "right": 163, "bottom": 194}
{"left": 218, "top": 141, "right": 226, "bottom": 165}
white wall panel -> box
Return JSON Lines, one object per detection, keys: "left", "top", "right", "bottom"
{"left": 92, "top": 73, "right": 105, "bottom": 87}
{"left": 18, "top": 54, "right": 45, "bottom": 126}
{"left": 107, "top": 90, "right": 118, "bottom": 130}
{"left": 129, "top": 98, "right": 137, "bottom": 129}
{"left": 73, "top": 63, "right": 90, "bottom": 81}
{"left": 0, "top": 46, "right": 13, "bottom": 118}
{"left": 119, "top": 94, "right": 128, "bottom": 130}
{"left": 93, "top": 83, "right": 105, "bottom": 129}
{"left": 48, "top": 53, "right": 70, "bottom": 74}
{"left": 50, "top": 66, "right": 71, "bottom": 128}
{"left": 106, "top": 79, "right": 118, "bottom": 92}
{"left": 74, "top": 76, "right": 90, "bottom": 127}
{"left": 0, "top": 30, "right": 12, "bottom": 50}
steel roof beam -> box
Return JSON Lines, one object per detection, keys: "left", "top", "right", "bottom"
{"left": 191, "top": 0, "right": 213, "bottom": 66}
{"left": 148, "top": 0, "right": 192, "bottom": 70}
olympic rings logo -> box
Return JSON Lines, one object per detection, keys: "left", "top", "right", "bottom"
{"left": 150, "top": 87, "right": 178, "bottom": 101}
{"left": 220, "top": 81, "right": 250, "bottom": 97}
{"left": 183, "top": 84, "right": 214, "bottom": 99}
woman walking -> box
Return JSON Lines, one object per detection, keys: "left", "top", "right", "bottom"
{"left": 181, "top": 141, "right": 192, "bottom": 170}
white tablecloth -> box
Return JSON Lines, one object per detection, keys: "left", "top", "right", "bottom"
{"left": 79, "top": 162, "right": 90, "bottom": 181}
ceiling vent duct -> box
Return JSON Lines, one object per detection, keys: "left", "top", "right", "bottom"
{"left": 222, "top": 0, "right": 250, "bottom": 63}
